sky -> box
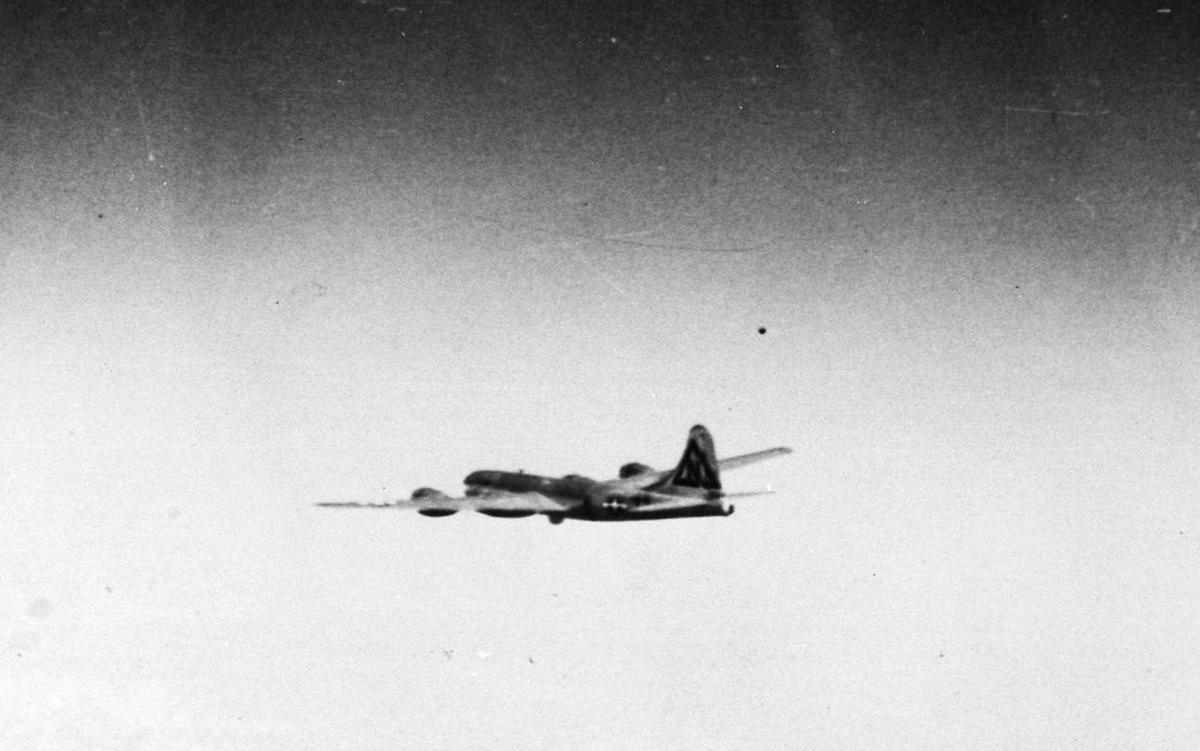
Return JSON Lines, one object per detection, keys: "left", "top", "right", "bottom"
{"left": 3, "top": 2, "right": 1200, "bottom": 748}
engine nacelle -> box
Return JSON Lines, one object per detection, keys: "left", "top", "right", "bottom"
{"left": 418, "top": 508, "right": 458, "bottom": 517}
{"left": 618, "top": 462, "right": 653, "bottom": 479}
{"left": 412, "top": 486, "right": 458, "bottom": 516}
{"left": 477, "top": 508, "right": 536, "bottom": 518}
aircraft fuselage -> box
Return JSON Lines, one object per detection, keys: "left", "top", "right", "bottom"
{"left": 462, "top": 470, "right": 731, "bottom": 521}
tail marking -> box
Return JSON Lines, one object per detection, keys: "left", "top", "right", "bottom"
{"left": 666, "top": 425, "right": 721, "bottom": 491}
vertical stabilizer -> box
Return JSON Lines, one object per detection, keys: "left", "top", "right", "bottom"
{"left": 658, "top": 424, "right": 722, "bottom": 491}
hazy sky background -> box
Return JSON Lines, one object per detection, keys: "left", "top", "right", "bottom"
{"left": 3, "top": 1, "right": 1199, "bottom": 748}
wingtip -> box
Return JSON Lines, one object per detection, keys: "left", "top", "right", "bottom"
{"left": 314, "top": 500, "right": 401, "bottom": 509}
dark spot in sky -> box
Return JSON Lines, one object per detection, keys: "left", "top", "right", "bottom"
{"left": 757, "top": 327, "right": 766, "bottom": 335}
{"left": 97, "top": 213, "right": 104, "bottom": 219}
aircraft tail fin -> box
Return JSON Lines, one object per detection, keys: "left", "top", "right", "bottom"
{"left": 653, "top": 424, "right": 722, "bottom": 492}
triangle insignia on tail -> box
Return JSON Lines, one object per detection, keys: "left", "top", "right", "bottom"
{"left": 667, "top": 425, "right": 722, "bottom": 491}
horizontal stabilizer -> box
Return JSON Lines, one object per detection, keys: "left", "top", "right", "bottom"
{"left": 626, "top": 492, "right": 711, "bottom": 514}
{"left": 721, "top": 488, "right": 775, "bottom": 498}
{"left": 717, "top": 447, "right": 793, "bottom": 472}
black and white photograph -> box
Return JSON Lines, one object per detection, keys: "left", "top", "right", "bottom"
{"left": 3, "top": 1, "right": 1198, "bottom": 748}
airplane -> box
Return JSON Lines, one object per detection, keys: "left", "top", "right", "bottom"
{"left": 316, "top": 425, "right": 792, "bottom": 524}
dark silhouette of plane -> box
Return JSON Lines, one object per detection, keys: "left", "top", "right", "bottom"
{"left": 317, "top": 425, "right": 791, "bottom": 524}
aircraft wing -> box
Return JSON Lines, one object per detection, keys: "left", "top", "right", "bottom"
{"left": 606, "top": 470, "right": 673, "bottom": 490}
{"left": 316, "top": 491, "right": 578, "bottom": 515}
{"left": 460, "top": 490, "right": 578, "bottom": 514}
{"left": 316, "top": 498, "right": 473, "bottom": 511}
